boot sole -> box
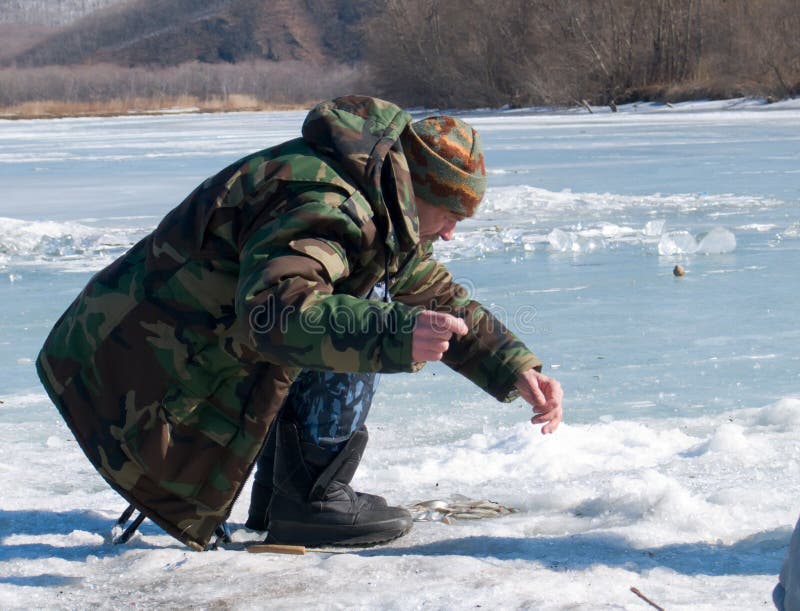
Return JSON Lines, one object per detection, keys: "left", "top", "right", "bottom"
{"left": 267, "top": 517, "right": 413, "bottom": 547}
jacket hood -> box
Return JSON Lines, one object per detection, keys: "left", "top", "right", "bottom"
{"left": 301, "top": 96, "right": 419, "bottom": 259}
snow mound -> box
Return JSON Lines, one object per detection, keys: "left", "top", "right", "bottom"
{"left": 755, "top": 397, "right": 800, "bottom": 430}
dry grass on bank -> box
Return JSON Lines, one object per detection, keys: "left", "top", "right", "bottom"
{"left": 0, "top": 60, "right": 365, "bottom": 119}
{"left": 0, "top": 94, "right": 306, "bottom": 119}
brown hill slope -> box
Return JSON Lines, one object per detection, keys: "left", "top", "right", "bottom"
{"left": 0, "top": 24, "right": 56, "bottom": 62}
{"left": 8, "top": 0, "right": 373, "bottom": 67}
{"left": 0, "top": 0, "right": 127, "bottom": 26}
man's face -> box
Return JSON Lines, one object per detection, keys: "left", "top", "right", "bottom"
{"left": 415, "top": 197, "right": 465, "bottom": 242}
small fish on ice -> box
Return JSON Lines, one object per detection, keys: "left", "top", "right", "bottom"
{"left": 408, "top": 496, "right": 519, "bottom": 523}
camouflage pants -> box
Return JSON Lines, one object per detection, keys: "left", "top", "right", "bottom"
{"left": 283, "top": 369, "right": 379, "bottom": 451}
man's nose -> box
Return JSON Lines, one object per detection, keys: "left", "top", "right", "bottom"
{"left": 439, "top": 221, "right": 457, "bottom": 241}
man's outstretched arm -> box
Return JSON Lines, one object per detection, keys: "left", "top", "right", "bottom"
{"left": 410, "top": 306, "right": 563, "bottom": 434}
{"left": 392, "top": 251, "right": 539, "bottom": 396}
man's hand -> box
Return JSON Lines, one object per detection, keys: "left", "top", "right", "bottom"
{"left": 412, "top": 310, "right": 469, "bottom": 362}
{"left": 515, "top": 369, "right": 563, "bottom": 434}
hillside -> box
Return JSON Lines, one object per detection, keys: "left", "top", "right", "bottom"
{"left": 0, "top": 0, "right": 127, "bottom": 26}
{"left": 0, "top": 0, "right": 128, "bottom": 62}
{"left": 1, "top": 0, "right": 796, "bottom": 118}
{"left": 6, "top": 0, "right": 372, "bottom": 67}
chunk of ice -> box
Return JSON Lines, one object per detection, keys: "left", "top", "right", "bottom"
{"left": 547, "top": 228, "right": 573, "bottom": 252}
{"left": 696, "top": 227, "right": 737, "bottom": 254}
{"left": 547, "top": 228, "right": 603, "bottom": 253}
{"left": 597, "top": 222, "right": 629, "bottom": 238}
{"left": 644, "top": 219, "right": 666, "bottom": 237}
{"left": 781, "top": 222, "right": 800, "bottom": 238}
{"left": 658, "top": 230, "right": 698, "bottom": 255}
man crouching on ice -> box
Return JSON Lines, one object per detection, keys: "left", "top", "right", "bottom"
{"left": 36, "top": 96, "right": 563, "bottom": 550}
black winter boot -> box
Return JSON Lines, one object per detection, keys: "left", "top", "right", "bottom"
{"left": 245, "top": 420, "right": 389, "bottom": 531}
{"left": 245, "top": 419, "right": 278, "bottom": 531}
{"left": 265, "top": 419, "right": 412, "bottom": 546}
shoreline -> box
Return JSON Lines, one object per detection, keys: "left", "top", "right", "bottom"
{"left": 0, "top": 95, "right": 309, "bottom": 120}
{"left": 2, "top": 94, "right": 798, "bottom": 122}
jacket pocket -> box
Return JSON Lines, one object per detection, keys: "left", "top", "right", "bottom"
{"left": 158, "top": 339, "right": 248, "bottom": 447}
{"left": 115, "top": 335, "right": 249, "bottom": 506}
{"left": 160, "top": 386, "right": 239, "bottom": 447}
{"left": 117, "top": 378, "right": 242, "bottom": 505}
{"left": 117, "top": 401, "right": 206, "bottom": 500}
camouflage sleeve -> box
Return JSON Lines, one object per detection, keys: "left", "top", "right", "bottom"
{"left": 391, "top": 245, "right": 542, "bottom": 402}
{"left": 236, "top": 195, "right": 420, "bottom": 373}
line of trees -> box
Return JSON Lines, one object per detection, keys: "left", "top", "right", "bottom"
{"left": 0, "top": 0, "right": 798, "bottom": 114}
{"left": 366, "top": 0, "right": 800, "bottom": 108}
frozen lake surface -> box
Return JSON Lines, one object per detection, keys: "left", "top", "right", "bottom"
{"left": 1, "top": 98, "right": 799, "bottom": 609}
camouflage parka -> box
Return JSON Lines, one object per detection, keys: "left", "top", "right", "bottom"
{"left": 36, "top": 96, "right": 541, "bottom": 550}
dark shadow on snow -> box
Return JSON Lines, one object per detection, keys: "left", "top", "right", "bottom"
{"left": 0, "top": 508, "right": 180, "bottom": 565}
{"left": 0, "top": 575, "right": 81, "bottom": 588}
{"left": 1, "top": 510, "right": 791, "bottom": 581}
{"left": 354, "top": 527, "right": 792, "bottom": 577}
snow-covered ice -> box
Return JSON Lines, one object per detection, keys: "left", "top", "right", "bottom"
{"left": 1, "top": 98, "right": 800, "bottom": 609}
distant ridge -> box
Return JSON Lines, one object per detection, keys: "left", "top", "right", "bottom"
{"left": 5, "top": 0, "right": 371, "bottom": 67}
